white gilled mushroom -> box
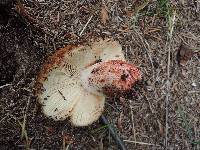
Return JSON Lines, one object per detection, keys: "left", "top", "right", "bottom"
{"left": 35, "top": 39, "right": 141, "bottom": 126}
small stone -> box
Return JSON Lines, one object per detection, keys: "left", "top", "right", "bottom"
{"left": 191, "top": 82, "right": 197, "bottom": 87}
{"left": 146, "top": 86, "right": 153, "bottom": 91}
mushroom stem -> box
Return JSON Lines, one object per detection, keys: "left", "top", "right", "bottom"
{"left": 100, "top": 115, "right": 127, "bottom": 150}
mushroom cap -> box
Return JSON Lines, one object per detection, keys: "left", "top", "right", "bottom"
{"left": 36, "top": 38, "right": 125, "bottom": 126}
{"left": 70, "top": 92, "right": 105, "bottom": 126}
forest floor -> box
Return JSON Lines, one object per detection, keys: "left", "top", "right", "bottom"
{"left": 0, "top": 0, "right": 199, "bottom": 149}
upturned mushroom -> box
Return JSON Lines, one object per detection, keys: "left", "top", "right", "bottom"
{"left": 35, "top": 39, "right": 141, "bottom": 126}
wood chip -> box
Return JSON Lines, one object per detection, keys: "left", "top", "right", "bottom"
{"left": 100, "top": 6, "right": 109, "bottom": 25}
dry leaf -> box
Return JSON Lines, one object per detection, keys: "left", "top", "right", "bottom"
{"left": 177, "top": 44, "right": 194, "bottom": 66}
{"left": 100, "top": 6, "right": 109, "bottom": 25}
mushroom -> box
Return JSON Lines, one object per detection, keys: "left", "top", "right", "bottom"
{"left": 35, "top": 38, "right": 141, "bottom": 126}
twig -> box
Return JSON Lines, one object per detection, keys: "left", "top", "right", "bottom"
{"left": 18, "top": 98, "right": 31, "bottom": 149}
{"left": 165, "top": 10, "right": 176, "bottom": 148}
{"left": 129, "top": 105, "right": 137, "bottom": 146}
{"left": 123, "top": 140, "right": 160, "bottom": 147}
{"left": 0, "top": 114, "right": 9, "bottom": 123}
{"left": 0, "top": 83, "right": 12, "bottom": 89}
{"left": 65, "top": 145, "right": 70, "bottom": 150}
{"left": 79, "top": 15, "right": 93, "bottom": 36}
{"left": 143, "top": 94, "right": 154, "bottom": 114}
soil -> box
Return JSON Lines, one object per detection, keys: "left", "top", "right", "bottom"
{"left": 0, "top": 0, "right": 199, "bottom": 150}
